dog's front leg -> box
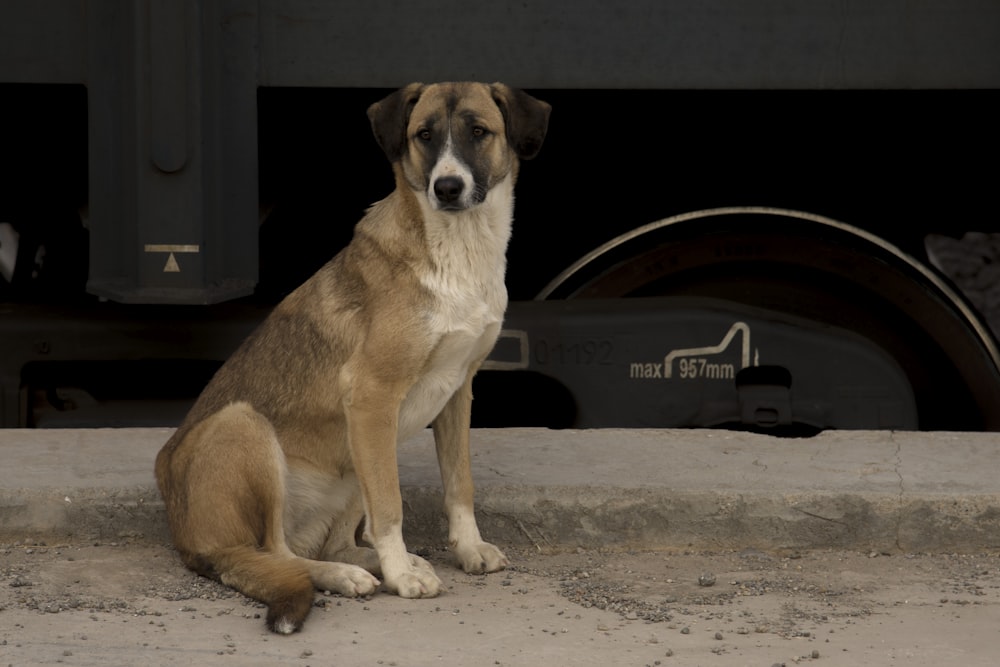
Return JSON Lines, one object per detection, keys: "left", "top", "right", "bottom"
{"left": 432, "top": 371, "right": 509, "bottom": 574}
{"left": 345, "top": 388, "right": 441, "bottom": 599}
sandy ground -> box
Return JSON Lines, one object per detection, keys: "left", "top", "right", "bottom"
{"left": 1, "top": 540, "right": 998, "bottom": 666}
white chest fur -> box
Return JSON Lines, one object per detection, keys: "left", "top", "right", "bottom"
{"left": 397, "top": 181, "right": 513, "bottom": 440}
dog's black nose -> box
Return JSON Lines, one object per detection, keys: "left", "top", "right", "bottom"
{"left": 433, "top": 176, "right": 464, "bottom": 205}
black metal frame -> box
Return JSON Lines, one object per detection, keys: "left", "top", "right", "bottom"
{"left": 2, "top": 2, "right": 1000, "bottom": 429}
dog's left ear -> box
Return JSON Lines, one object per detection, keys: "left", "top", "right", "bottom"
{"left": 490, "top": 84, "right": 551, "bottom": 160}
{"left": 368, "top": 83, "right": 426, "bottom": 162}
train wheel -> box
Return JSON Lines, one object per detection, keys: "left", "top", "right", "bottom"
{"left": 537, "top": 207, "right": 1000, "bottom": 431}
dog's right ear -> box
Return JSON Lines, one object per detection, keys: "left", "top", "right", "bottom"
{"left": 367, "top": 83, "right": 426, "bottom": 162}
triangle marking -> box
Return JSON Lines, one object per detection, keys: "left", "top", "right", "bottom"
{"left": 163, "top": 252, "right": 181, "bottom": 273}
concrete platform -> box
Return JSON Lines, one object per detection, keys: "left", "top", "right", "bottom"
{"left": 2, "top": 428, "right": 999, "bottom": 553}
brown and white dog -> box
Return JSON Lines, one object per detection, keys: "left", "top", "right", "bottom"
{"left": 154, "top": 82, "right": 550, "bottom": 634}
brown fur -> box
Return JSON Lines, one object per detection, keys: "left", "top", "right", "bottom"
{"left": 155, "top": 82, "right": 550, "bottom": 634}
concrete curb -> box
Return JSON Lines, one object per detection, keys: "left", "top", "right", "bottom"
{"left": 2, "top": 428, "right": 999, "bottom": 553}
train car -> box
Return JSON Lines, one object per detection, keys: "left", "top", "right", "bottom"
{"left": 1, "top": 1, "right": 998, "bottom": 431}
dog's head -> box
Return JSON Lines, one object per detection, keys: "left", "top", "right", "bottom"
{"left": 368, "top": 82, "right": 550, "bottom": 212}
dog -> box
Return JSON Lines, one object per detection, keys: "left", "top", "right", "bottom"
{"left": 155, "top": 82, "right": 550, "bottom": 634}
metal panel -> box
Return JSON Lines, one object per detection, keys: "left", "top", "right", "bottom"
{"left": 2, "top": 0, "right": 999, "bottom": 306}
{"left": 492, "top": 298, "right": 920, "bottom": 430}
{"left": 4, "top": 1, "right": 1000, "bottom": 89}
{"left": 85, "top": 0, "right": 260, "bottom": 304}
{"left": 0, "top": 0, "right": 86, "bottom": 84}
{"left": 258, "top": 0, "right": 1000, "bottom": 89}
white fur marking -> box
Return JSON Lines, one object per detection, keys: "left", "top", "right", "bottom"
{"left": 396, "top": 172, "right": 516, "bottom": 442}
{"left": 449, "top": 504, "right": 484, "bottom": 547}
{"left": 274, "top": 618, "right": 297, "bottom": 635}
{"left": 427, "top": 132, "right": 475, "bottom": 210}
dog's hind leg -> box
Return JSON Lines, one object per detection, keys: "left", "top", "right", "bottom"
{"left": 306, "top": 472, "right": 441, "bottom": 584}
{"left": 282, "top": 461, "right": 385, "bottom": 582}
{"left": 160, "top": 402, "right": 377, "bottom": 633}
{"left": 304, "top": 470, "right": 383, "bottom": 576}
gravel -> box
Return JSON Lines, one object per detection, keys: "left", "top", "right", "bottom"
{"left": 925, "top": 232, "right": 1000, "bottom": 340}
{"left": 2, "top": 541, "right": 998, "bottom": 665}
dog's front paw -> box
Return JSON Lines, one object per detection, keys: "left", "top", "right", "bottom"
{"left": 382, "top": 554, "right": 442, "bottom": 598}
{"left": 455, "top": 541, "right": 509, "bottom": 575}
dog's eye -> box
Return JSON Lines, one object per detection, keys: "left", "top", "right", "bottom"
{"left": 417, "top": 129, "right": 432, "bottom": 142}
{"left": 472, "top": 126, "right": 487, "bottom": 138}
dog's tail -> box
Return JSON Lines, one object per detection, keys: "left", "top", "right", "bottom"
{"left": 186, "top": 546, "right": 314, "bottom": 634}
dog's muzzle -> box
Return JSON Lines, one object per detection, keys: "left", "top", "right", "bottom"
{"left": 433, "top": 176, "right": 466, "bottom": 210}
